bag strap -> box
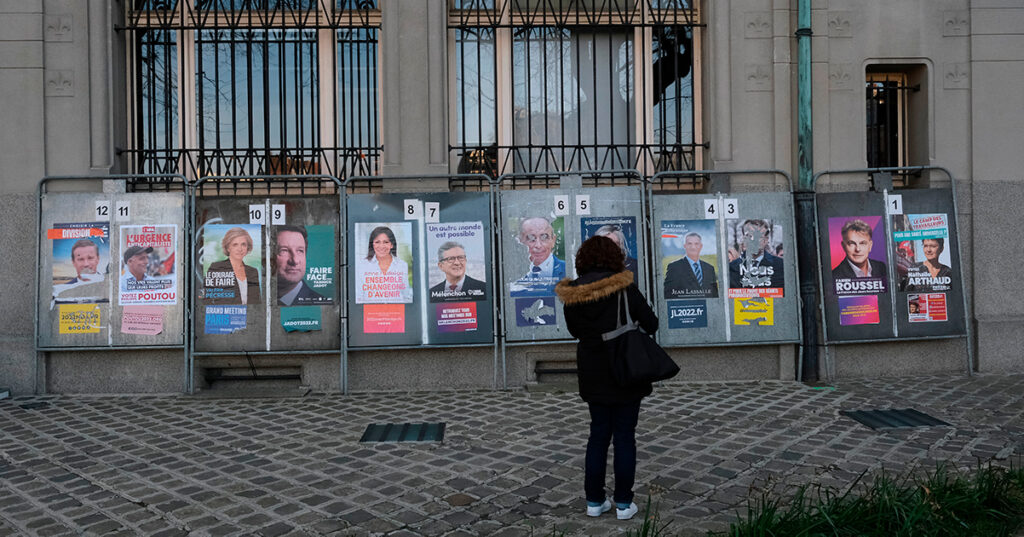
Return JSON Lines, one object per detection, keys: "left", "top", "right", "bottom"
{"left": 602, "top": 290, "right": 637, "bottom": 341}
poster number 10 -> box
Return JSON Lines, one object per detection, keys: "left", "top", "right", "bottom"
{"left": 249, "top": 204, "right": 265, "bottom": 224}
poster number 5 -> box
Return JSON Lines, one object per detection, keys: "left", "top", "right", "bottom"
{"left": 575, "top": 195, "right": 591, "bottom": 215}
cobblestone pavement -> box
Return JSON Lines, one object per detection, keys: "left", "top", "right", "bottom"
{"left": 1, "top": 373, "right": 1023, "bottom": 536}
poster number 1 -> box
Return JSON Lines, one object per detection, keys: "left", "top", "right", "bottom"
{"left": 887, "top": 194, "right": 904, "bottom": 215}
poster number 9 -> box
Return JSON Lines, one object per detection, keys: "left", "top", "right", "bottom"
{"left": 271, "top": 204, "right": 286, "bottom": 225}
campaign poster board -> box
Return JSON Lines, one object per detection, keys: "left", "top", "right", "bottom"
{"left": 267, "top": 196, "right": 341, "bottom": 351}
{"left": 193, "top": 199, "right": 267, "bottom": 352}
{"left": 499, "top": 186, "right": 645, "bottom": 343}
{"left": 652, "top": 191, "right": 800, "bottom": 346}
{"left": 38, "top": 191, "right": 186, "bottom": 348}
{"left": 890, "top": 188, "right": 966, "bottom": 339}
{"left": 347, "top": 192, "right": 494, "bottom": 347}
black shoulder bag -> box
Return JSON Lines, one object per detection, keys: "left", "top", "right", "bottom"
{"left": 601, "top": 290, "right": 680, "bottom": 387}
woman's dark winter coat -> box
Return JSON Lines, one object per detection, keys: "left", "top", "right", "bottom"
{"left": 555, "top": 270, "right": 659, "bottom": 405}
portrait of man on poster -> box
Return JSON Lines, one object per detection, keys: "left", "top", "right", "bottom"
{"left": 728, "top": 219, "right": 784, "bottom": 289}
{"left": 663, "top": 232, "right": 718, "bottom": 298}
{"left": 832, "top": 219, "right": 887, "bottom": 280}
{"left": 274, "top": 225, "right": 328, "bottom": 306}
{"left": 510, "top": 217, "right": 565, "bottom": 296}
{"left": 429, "top": 241, "right": 486, "bottom": 302}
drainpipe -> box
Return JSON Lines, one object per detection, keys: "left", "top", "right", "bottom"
{"left": 794, "top": 0, "right": 819, "bottom": 382}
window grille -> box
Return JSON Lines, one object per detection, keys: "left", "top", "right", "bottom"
{"left": 866, "top": 71, "right": 919, "bottom": 188}
{"left": 123, "top": 0, "right": 381, "bottom": 193}
{"left": 449, "top": 0, "right": 702, "bottom": 190}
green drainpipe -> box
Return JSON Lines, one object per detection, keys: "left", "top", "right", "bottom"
{"left": 795, "top": 0, "right": 819, "bottom": 381}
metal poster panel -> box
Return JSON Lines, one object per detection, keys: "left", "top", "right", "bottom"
{"left": 194, "top": 199, "right": 268, "bottom": 352}
{"left": 347, "top": 192, "right": 493, "bottom": 347}
{"left": 891, "top": 189, "right": 966, "bottom": 338}
{"left": 652, "top": 192, "right": 799, "bottom": 346}
{"left": 38, "top": 191, "right": 186, "bottom": 348}
{"left": 500, "top": 186, "right": 645, "bottom": 343}
{"left": 817, "top": 191, "right": 894, "bottom": 341}
{"left": 268, "top": 196, "right": 341, "bottom": 351}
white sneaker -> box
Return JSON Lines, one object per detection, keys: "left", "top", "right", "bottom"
{"left": 586, "top": 499, "right": 612, "bottom": 517}
{"left": 616, "top": 502, "right": 638, "bottom": 520}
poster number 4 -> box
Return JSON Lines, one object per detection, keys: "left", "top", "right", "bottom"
{"left": 703, "top": 199, "right": 718, "bottom": 219}
{"left": 887, "top": 194, "right": 904, "bottom": 215}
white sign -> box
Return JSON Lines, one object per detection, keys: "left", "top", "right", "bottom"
{"left": 404, "top": 199, "right": 423, "bottom": 220}
{"left": 424, "top": 202, "right": 440, "bottom": 223}
{"left": 271, "top": 204, "right": 286, "bottom": 225}
{"left": 575, "top": 195, "right": 591, "bottom": 215}
{"left": 248, "top": 204, "right": 265, "bottom": 224}
{"left": 554, "top": 195, "right": 570, "bottom": 216}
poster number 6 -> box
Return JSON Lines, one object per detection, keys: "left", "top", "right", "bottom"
{"left": 554, "top": 195, "right": 569, "bottom": 216}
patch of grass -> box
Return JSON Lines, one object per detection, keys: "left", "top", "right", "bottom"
{"left": 712, "top": 462, "right": 1024, "bottom": 537}
{"left": 627, "top": 497, "right": 673, "bottom": 537}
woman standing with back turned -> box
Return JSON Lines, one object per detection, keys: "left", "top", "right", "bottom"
{"left": 555, "top": 235, "right": 659, "bottom": 520}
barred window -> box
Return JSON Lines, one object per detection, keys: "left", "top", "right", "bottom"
{"left": 450, "top": 0, "right": 701, "bottom": 181}
{"left": 124, "top": 0, "right": 381, "bottom": 181}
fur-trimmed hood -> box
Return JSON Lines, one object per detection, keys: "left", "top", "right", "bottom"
{"left": 554, "top": 270, "right": 633, "bottom": 305}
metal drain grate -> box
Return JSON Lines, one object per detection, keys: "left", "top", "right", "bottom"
{"left": 841, "top": 408, "right": 950, "bottom": 430}
{"left": 360, "top": 422, "right": 445, "bottom": 443}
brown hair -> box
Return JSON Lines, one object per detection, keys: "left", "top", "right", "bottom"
{"left": 575, "top": 236, "right": 626, "bottom": 275}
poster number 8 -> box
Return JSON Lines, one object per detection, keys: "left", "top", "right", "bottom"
{"left": 404, "top": 199, "right": 423, "bottom": 220}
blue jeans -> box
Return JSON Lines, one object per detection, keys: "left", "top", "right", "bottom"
{"left": 585, "top": 401, "right": 641, "bottom": 505}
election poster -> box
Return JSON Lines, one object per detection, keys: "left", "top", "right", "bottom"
{"left": 726, "top": 218, "right": 784, "bottom": 298}
{"left": 204, "top": 305, "right": 247, "bottom": 334}
{"left": 516, "top": 297, "right": 557, "bottom": 326}
{"left": 582, "top": 216, "right": 639, "bottom": 282}
{"left": 666, "top": 299, "right": 708, "bottom": 329}
{"left": 893, "top": 214, "right": 953, "bottom": 293}
{"left": 827, "top": 215, "right": 889, "bottom": 296}
{"left": 280, "top": 306, "right": 322, "bottom": 332}
{"left": 507, "top": 216, "right": 566, "bottom": 297}
{"left": 272, "top": 225, "right": 334, "bottom": 306}
{"left": 353, "top": 222, "right": 415, "bottom": 304}
{"left": 58, "top": 304, "right": 102, "bottom": 334}
{"left": 734, "top": 296, "right": 774, "bottom": 326}
{"left": 49, "top": 221, "right": 110, "bottom": 305}
{"left": 119, "top": 224, "right": 177, "bottom": 306}
{"left": 427, "top": 222, "right": 487, "bottom": 303}
{"left": 660, "top": 219, "right": 719, "bottom": 299}
{"left": 199, "top": 224, "right": 264, "bottom": 306}
{"left": 908, "top": 293, "right": 948, "bottom": 323}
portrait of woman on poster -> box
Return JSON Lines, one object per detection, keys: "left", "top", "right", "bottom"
{"left": 355, "top": 226, "right": 412, "bottom": 303}
{"left": 594, "top": 224, "right": 639, "bottom": 280}
{"left": 205, "top": 227, "right": 261, "bottom": 305}
{"left": 902, "top": 238, "right": 953, "bottom": 292}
